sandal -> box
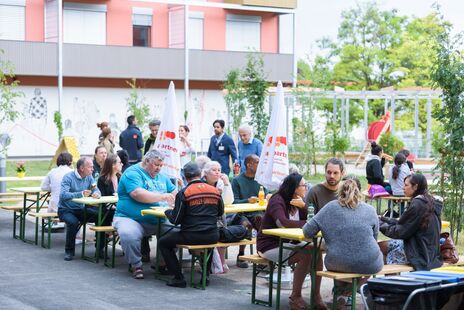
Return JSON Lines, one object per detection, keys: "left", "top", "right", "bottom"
{"left": 132, "top": 267, "right": 144, "bottom": 279}
{"left": 289, "top": 297, "right": 310, "bottom": 310}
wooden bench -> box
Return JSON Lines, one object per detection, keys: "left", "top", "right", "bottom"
{"left": 1, "top": 205, "right": 23, "bottom": 239}
{"left": 89, "top": 226, "right": 119, "bottom": 268}
{"left": 0, "top": 197, "right": 23, "bottom": 203}
{"left": 317, "top": 264, "right": 414, "bottom": 310}
{"left": 239, "top": 254, "right": 275, "bottom": 307}
{"left": 0, "top": 192, "right": 23, "bottom": 197}
{"left": 176, "top": 238, "right": 256, "bottom": 290}
{"left": 28, "top": 212, "right": 58, "bottom": 248}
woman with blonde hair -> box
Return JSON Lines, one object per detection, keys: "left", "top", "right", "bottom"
{"left": 99, "top": 127, "right": 115, "bottom": 155}
{"left": 303, "top": 175, "right": 383, "bottom": 307}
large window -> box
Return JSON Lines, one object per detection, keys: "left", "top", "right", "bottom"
{"left": 188, "top": 12, "right": 203, "bottom": 49}
{"left": 133, "top": 8, "right": 153, "bottom": 47}
{"left": 226, "top": 14, "right": 261, "bottom": 52}
{"left": 63, "top": 3, "right": 106, "bottom": 45}
{"left": 0, "top": 0, "right": 25, "bottom": 40}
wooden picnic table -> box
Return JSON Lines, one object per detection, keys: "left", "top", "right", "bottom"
{"left": 10, "top": 186, "right": 50, "bottom": 244}
{"left": 72, "top": 195, "right": 118, "bottom": 262}
{"left": 262, "top": 228, "right": 322, "bottom": 310}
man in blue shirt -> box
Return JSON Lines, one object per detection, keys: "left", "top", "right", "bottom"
{"left": 113, "top": 150, "right": 176, "bottom": 279}
{"left": 58, "top": 157, "right": 101, "bottom": 261}
{"left": 237, "top": 124, "right": 263, "bottom": 174}
{"left": 207, "top": 119, "right": 237, "bottom": 175}
{"left": 119, "top": 115, "right": 144, "bottom": 165}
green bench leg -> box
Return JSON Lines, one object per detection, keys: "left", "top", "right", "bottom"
{"left": 351, "top": 278, "right": 358, "bottom": 310}
{"left": 251, "top": 261, "right": 274, "bottom": 307}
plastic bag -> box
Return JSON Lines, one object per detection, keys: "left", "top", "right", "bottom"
{"left": 210, "top": 248, "right": 224, "bottom": 274}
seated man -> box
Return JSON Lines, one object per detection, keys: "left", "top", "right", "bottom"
{"left": 159, "top": 162, "right": 224, "bottom": 288}
{"left": 231, "top": 154, "right": 268, "bottom": 268}
{"left": 113, "top": 150, "right": 176, "bottom": 279}
{"left": 58, "top": 157, "right": 101, "bottom": 261}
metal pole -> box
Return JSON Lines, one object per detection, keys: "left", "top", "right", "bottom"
{"left": 184, "top": 4, "right": 189, "bottom": 116}
{"left": 384, "top": 98, "right": 388, "bottom": 114}
{"left": 340, "top": 97, "right": 345, "bottom": 134}
{"left": 292, "top": 12, "right": 297, "bottom": 88}
{"left": 58, "top": 0, "right": 63, "bottom": 113}
{"left": 391, "top": 95, "right": 395, "bottom": 135}
{"left": 0, "top": 154, "right": 6, "bottom": 193}
{"left": 364, "top": 96, "right": 368, "bottom": 140}
{"left": 426, "top": 97, "right": 432, "bottom": 157}
{"left": 346, "top": 98, "right": 350, "bottom": 132}
{"left": 414, "top": 96, "right": 419, "bottom": 156}
{"left": 332, "top": 95, "right": 337, "bottom": 122}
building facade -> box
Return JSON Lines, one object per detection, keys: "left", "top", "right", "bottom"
{"left": 0, "top": 0, "right": 296, "bottom": 156}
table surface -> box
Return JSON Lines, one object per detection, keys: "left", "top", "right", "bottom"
{"left": 10, "top": 186, "right": 46, "bottom": 193}
{"left": 0, "top": 176, "right": 45, "bottom": 182}
{"left": 142, "top": 202, "right": 266, "bottom": 218}
{"left": 72, "top": 196, "right": 118, "bottom": 205}
{"left": 262, "top": 228, "right": 310, "bottom": 241}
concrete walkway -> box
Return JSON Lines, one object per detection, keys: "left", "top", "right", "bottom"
{"left": 0, "top": 210, "right": 347, "bottom": 310}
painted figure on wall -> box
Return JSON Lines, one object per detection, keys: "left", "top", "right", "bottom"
{"left": 29, "top": 88, "right": 48, "bottom": 121}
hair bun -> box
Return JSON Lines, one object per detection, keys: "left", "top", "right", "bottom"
{"left": 371, "top": 141, "right": 377, "bottom": 147}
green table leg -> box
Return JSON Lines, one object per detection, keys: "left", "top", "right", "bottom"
{"left": 310, "top": 237, "right": 319, "bottom": 310}
{"left": 351, "top": 278, "right": 358, "bottom": 310}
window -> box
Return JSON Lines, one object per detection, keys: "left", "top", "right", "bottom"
{"left": 0, "top": 0, "right": 25, "bottom": 40}
{"left": 278, "top": 13, "right": 293, "bottom": 54}
{"left": 226, "top": 14, "right": 261, "bottom": 52}
{"left": 63, "top": 3, "right": 106, "bottom": 45}
{"left": 133, "top": 8, "right": 153, "bottom": 47}
{"left": 188, "top": 12, "right": 203, "bottom": 50}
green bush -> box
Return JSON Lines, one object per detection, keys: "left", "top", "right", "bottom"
{"left": 378, "top": 132, "right": 404, "bottom": 156}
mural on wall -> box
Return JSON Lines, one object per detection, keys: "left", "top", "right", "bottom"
{"left": 66, "top": 96, "right": 102, "bottom": 149}
{"left": 28, "top": 88, "right": 48, "bottom": 121}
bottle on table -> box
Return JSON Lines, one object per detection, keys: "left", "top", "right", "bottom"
{"left": 258, "top": 186, "right": 265, "bottom": 206}
{"left": 307, "top": 202, "right": 314, "bottom": 222}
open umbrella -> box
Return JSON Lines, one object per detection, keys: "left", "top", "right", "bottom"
{"left": 154, "top": 81, "right": 181, "bottom": 179}
{"left": 255, "top": 81, "right": 289, "bottom": 190}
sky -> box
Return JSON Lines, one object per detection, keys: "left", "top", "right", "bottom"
{"left": 294, "top": 0, "right": 463, "bottom": 61}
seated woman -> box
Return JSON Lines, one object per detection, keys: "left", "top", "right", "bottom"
{"left": 96, "top": 154, "right": 122, "bottom": 254}
{"left": 303, "top": 176, "right": 383, "bottom": 306}
{"left": 379, "top": 174, "right": 443, "bottom": 271}
{"left": 366, "top": 141, "right": 391, "bottom": 193}
{"left": 257, "top": 173, "right": 319, "bottom": 310}
{"left": 389, "top": 153, "right": 411, "bottom": 197}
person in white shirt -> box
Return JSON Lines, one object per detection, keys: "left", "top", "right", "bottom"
{"left": 179, "top": 125, "right": 195, "bottom": 167}
{"left": 41, "top": 152, "right": 73, "bottom": 228}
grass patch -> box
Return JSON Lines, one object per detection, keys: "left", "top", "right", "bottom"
{"left": 4, "top": 160, "right": 51, "bottom": 188}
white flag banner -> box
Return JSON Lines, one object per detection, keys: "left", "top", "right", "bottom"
{"left": 255, "top": 81, "right": 289, "bottom": 190}
{"left": 154, "top": 81, "right": 181, "bottom": 179}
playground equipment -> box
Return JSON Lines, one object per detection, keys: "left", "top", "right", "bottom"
{"left": 355, "top": 112, "right": 391, "bottom": 167}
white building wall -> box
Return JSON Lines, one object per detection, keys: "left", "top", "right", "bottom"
{"left": 0, "top": 85, "right": 228, "bottom": 157}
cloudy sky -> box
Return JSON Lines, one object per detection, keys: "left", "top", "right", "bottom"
{"left": 295, "top": 0, "right": 462, "bottom": 60}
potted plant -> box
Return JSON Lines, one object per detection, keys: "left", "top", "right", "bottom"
{"left": 16, "top": 161, "right": 26, "bottom": 178}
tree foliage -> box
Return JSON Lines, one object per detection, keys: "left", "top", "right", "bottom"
{"left": 125, "top": 78, "right": 151, "bottom": 129}
{"left": 430, "top": 20, "right": 464, "bottom": 241}
{"left": 0, "top": 50, "right": 23, "bottom": 125}
{"left": 223, "top": 69, "right": 246, "bottom": 133}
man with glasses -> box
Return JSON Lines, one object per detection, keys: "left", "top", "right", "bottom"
{"left": 113, "top": 150, "right": 176, "bottom": 279}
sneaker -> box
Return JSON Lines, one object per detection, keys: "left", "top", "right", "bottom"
{"left": 64, "top": 252, "right": 73, "bottom": 261}
{"left": 132, "top": 267, "right": 144, "bottom": 279}
{"left": 236, "top": 256, "right": 249, "bottom": 268}
{"left": 166, "top": 277, "right": 187, "bottom": 288}
{"left": 75, "top": 239, "right": 83, "bottom": 245}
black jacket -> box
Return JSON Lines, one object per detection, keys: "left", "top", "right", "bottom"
{"left": 165, "top": 179, "right": 224, "bottom": 232}
{"left": 119, "top": 125, "right": 144, "bottom": 163}
{"left": 366, "top": 155, "right": 386, "bottom": 185}
{"left": 380, "top": 195, "right": 443, "bottom": 271}
{"left": 144, "top": 135, "right": 156, "bottom": 155}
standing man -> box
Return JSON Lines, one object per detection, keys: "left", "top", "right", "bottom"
{"left": 144, "top": 119, "right": 161, "bottom": 155}
{"left": 113, "top": 150, "right": 176, "bottom": 279}
{"left": 92, "top": 145, "right": 107, "bottom": 180}
{"left": 237, "top": 124, "right": 263, "bottom": 174}
{"left": 231, "top": 154, "right": 267, "bottom": 268}
{"left": 119, "top": 115, "right": 144, "bottom": 166}
{"left": 303, "top": 157, "right": 344, "bottom": 309}
{"left": 159, "top": 162, "right": 224, "bottom": 288}
{"left": 58, "top": 157, "right": 101, "bottom": 261}
{"left": 207, "top": 119, "right": 237, "bottom": 176}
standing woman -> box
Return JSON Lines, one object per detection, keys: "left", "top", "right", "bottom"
{"left": 179, "top": 125, "right": 195, "bottom": 167}
{"left": 379, "top": 174, "right": 443, "bottom": 271}
{"left": 99, "top": 127, "right": 115, "bottom": 155}
{"left": 97, "top": 121, "right": 109, "bottom": 143}
{"left": 257, "top": 173, "right": 319, "bottom": 310}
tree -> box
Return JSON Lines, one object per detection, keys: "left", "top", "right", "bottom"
{"left": 242, "top": 54, "right": 269, "bottom": 141}
{"left": 125, "top": 78, "right": 150, "bottom": 129}
{"left": 0, "top": 50, "right": 23, "bottom": 125}
{"left": 430, "top": 19, "right": 464, "bottom": 242}
{"left": 223, "top": 69, "right": 246, "bottom": 133}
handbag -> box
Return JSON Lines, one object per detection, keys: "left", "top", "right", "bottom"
{"left": 440, "top": 232, "right": 459, "bottom": 264}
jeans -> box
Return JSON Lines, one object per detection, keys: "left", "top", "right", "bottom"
{"left": 159, "top": 229, "right": 219, "bottom": 279}
{"left": 58, "top": 207, "right": 97, "bottom": 254}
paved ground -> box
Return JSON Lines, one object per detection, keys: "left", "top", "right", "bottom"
{"left": 0, "top": 210, "right": 344, "bottom": 310}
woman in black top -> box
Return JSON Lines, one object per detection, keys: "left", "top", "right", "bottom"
{"left": 366, "top": 141, "right": 391, "bottom": 193}
{"left": 97, "top": 154, "right": 122, "bottom": 224}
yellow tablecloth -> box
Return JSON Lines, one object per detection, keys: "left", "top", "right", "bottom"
{"left": 143, "top": 203, "right": 266, "bottom": 218}
{"left": 72, "top": 195, "right": 118, "bottom": 205}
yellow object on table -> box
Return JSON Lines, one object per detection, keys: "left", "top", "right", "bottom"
{"left": 432, "top": 266, "right": 464, "bottom": 274}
